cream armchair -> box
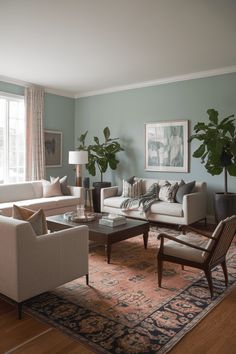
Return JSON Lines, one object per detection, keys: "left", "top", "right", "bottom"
{"left": 0, "top": 215, "right": 89, "bottom": 319}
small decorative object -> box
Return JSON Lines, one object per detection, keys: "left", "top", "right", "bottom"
{"left": 76, "top": 204, "right": 85, "bottom": 218}
{"left": 83, "top": 177, "right": 90, "bottom": 189}
{"left": 189, "top": 109, "right": 236, "bottom": 222}
{"left": 63, "top": 212, "right": 74, "bottom": 221}
{"left": 45, "top": 130, "right": 62, "bottom": 167}
{"left": 145, "top": 120, "right": 188, "bottom": 172}
{"left": 71, "top": 212, "right": 96, "bottom": 223}
{"left": 99, "top": 214, "right": 127, "bottom": 227}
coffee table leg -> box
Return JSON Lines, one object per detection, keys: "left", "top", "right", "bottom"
{"left": 106, "top": 244, "right": 112, "bottom": 264}
{"left": 143, "top": 232, "right": 148, "bottom": 249}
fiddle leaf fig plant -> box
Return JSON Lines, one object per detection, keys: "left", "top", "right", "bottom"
{"left": 77, "top": 127, "right": 124, "bottom": 182}
{"left": 189, "top": 109, "right": 236, "bottom": 193}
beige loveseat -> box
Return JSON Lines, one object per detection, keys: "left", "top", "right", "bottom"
{"left": 0, "top": 215, "right": 89, "bottom": 318}
{"left": 0, "top": 181, "right": 84, "bottom": 217}
{"left": 101, "top": 178, "right": 207, "bottom": 226}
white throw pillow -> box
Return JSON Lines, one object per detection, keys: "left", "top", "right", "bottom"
{"left": 43, "top": 177, "right": 62, "bottom": 197}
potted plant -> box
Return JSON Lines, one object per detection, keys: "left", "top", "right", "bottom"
{"left": 78, "top": 127, "right": 124, "bottom": 212}
{"left": 189, "top": 108, "right": 236, "bottom": 222}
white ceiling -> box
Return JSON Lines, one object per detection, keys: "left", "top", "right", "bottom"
{"left": 0, "top": 0, "right": 236, "bottom": 98}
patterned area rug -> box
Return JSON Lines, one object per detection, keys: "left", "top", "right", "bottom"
{"left": 25, "top": 226, "right": 236, "bottom": 353}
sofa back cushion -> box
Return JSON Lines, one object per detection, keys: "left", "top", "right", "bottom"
{"left": 136, "top": 177, "right": 206, "bottom": 196}
{"left": 0, "top": 182, "right": 38, "bottom": 203}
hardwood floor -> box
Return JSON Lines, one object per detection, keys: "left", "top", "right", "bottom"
{"left": 1, "top": 288, "right": 236, "bottom": 353}
{"left": 1, "top": 223, "right": 235, "bottom": 354}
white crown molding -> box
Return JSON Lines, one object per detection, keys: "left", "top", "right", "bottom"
{"left": 0, "top": 75, "right": 75, "bottom": 98}
{"left": 44, "top": 87, "right": 75, "bottom": 98}
{"left": 1, "top": 65, "right": 236, "bottom": 100}
{"left": 75, "top": 65, "right": 236, "bottom": 98}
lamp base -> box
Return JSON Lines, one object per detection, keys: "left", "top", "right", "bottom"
{"left": 76, "top": 165, "right": 82, "bottom": 187}
{"left": 76, "top": 176, "right": 82, "bottom": 187}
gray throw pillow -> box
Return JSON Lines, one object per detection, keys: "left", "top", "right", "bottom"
{"left": 175, "top": 180, "right": 195, "bottom": 203}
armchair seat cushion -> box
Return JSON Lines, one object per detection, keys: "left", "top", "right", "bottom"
{"left": 162, "top": 234, "right": 208, "bottom": 263}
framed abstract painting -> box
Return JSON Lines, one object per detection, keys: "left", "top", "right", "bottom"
{"left": 145, "top": 120, "right": 188, "bottom": 172}
{"left": 45, "top": 130, "right": 62, "bottom": 167}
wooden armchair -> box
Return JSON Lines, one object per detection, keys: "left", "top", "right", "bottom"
{"left": 157, "top": 215, "right": 236, "bottom": 298}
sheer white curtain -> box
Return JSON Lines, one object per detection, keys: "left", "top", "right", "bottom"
{"left": 25, "top": 86, "right": 45, "bottom": 180}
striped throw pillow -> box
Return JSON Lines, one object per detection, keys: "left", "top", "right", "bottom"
{"left": 122, "top": 179, "right": 142, "bottom": 198}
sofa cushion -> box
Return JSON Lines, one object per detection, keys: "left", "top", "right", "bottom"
{"left": 17, "top": 196, "right": 80, "bottom": 211}
{"left": 43, "top": 178, "right": 62, "bottom": 197}
{"left": 0, "top": 196, "right": 80, "bottom": 217}
{"left": 12, "top": 205, "right": 48, "bottom": 236}
{"left": 104, "top": 196, "right": 129, "bottom": 208}
{"left": 159, "top": 181, "right": 178, "bottom": 202}
{"left": 50, "top": 176, "right": 71, "bottom": 195}
{"left": 0, "top": 182, "right": 37, "bottom": 203}
{"left": 175, "top": 180, "right": 196, "bottom": 203}
{"left": 150, "top": 201, "right": 183, "bottom": 217}
{"left": 122, "top": 178, "right": 142, "bottom": 198}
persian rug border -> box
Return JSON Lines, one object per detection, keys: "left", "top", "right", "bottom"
{"left": 24, "top": 264, "right": 236, "bottom": 354}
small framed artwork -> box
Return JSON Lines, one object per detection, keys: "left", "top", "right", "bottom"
{"left": 45, "top": 130, "right": 62, "bottom": 167}
{"left": 145, "top": 120, "right": 188, "bottom": 172}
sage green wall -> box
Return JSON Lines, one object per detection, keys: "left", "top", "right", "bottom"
{"left": 44, "top": 93, "right": 75, "bottom": 183}
{"left": 0, "top": 81, "right": 75, "bottom": 184}
{"left": 75, "top": 73, "right": 236, "bottom": 217}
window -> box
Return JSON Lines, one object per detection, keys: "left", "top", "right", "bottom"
{"left": 0, "top": 92, "right": 25, "bottom": 184}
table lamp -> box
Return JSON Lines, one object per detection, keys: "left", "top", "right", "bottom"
{"left": 69, "top": 151, "right": 88, "bottom": 187}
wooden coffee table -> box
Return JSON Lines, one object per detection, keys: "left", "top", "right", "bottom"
{"left": 47, "top": 214, "right": 149, "bottom": 264}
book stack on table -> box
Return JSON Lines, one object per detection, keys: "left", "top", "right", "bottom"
{"left": 99, "top": 214, "right": 127, "bottom": 227}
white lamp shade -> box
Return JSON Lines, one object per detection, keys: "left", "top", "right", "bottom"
{"left": 69, "top": 151, "right": 88, "bottom": 164}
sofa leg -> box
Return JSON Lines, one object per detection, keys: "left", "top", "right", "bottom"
{"left": 86, "top": 274, "right": 89, "bottom": 285}
{"left": 18, "top": 302, "right": 23, "bottom": 320}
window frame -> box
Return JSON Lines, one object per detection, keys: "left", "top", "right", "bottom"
{"left": 0, "top": 91, "right": 26, "bottom": 184}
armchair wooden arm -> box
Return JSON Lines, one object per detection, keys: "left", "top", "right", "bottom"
{"left": 182, "top": 225, "right": 215, "bottom": 239}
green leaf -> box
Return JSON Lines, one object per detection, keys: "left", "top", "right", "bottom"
{"left": 193, "top": 144, "right": 205, "bottom": 158}
{"left": 87, "top": 161, "right": 96, "bottom": 176}
{"left": 207, "top": 109, "right": 218, "bottom": 125}
{"left": 109, "top": 158, "right": 119, "bottom": 170}
{"left": 94, "top": 136, "right": 99, "bottom": 145}
{"left": 103, "top": 127, "right": 110, "bottom": 141}
{"left": 227, "top": 164, "right": 236, "bottom": 176}
{"left": 194, "top": 122, "right": 207, "bottom": 132}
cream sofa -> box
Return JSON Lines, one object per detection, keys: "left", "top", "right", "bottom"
{"left": 0, "top": 181, "right": 84, "bottom": 217}
{"left": 101, "top": 178, "right": 207, "bottom": 226}
{"left": 0, "top": 215, "right": 89, "bottom": 318}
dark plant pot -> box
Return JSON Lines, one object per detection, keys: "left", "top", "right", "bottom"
{"left": 214, "top": 192, "right": 236, "bottom": 223}
{"left": 92, "top": 182, "right": 111, "bottom": 212}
